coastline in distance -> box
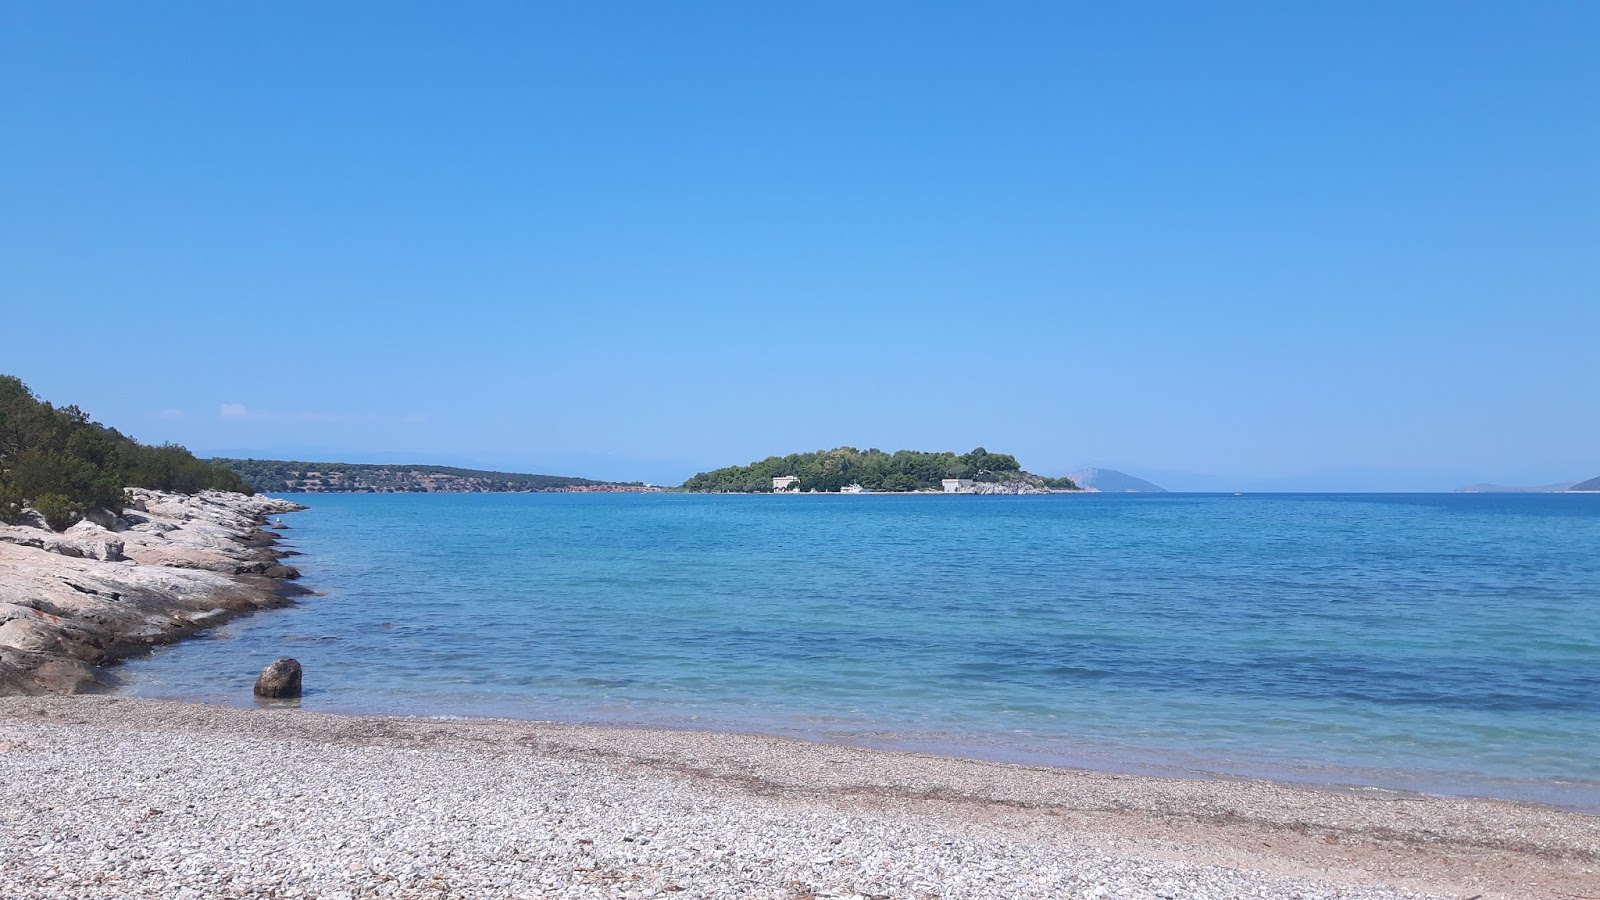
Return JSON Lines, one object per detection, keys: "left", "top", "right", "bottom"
{"left": 1454, "top": 476, "right": 1599, "bottom": 493}
{"left": 1067, "top": 467, "right": 1167, "bottom": 493}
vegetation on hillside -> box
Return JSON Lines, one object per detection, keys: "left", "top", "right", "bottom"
{"left": 212, "top": 458, "right": 640, "bottom": 493}
{"left": 0, "top": 375, "right": 253, "bottom": 530}
{"left": 680, "top": 447, "right": 1077, "bottom": 493}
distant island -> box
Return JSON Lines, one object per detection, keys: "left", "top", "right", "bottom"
{"left": 1454, "top": 477, "right": 1599, "bottom": 493}
{"left": 211, "top": 458, "right": 654, "bottom": 494}
{"left": 1068, "top": 468, "right": 1167, "bottom": 493}
{"left": 680, "top": 447, "right": 1079, "bottom": 494}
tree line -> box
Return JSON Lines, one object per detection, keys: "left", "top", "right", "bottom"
{"left": 212, "top": 458, "right": 608, "bottom": 493}
{"left": 680, "top": 446, "right": 1078, "bottom": 493}
{"left": 0, "top": 375, "right": 253, "bottom": 530}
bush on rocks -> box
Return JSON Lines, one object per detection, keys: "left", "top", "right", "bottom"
{"left": 33, "top": 493, "right": 78, "bottom": 532}
{"left": 0, "top": 481, "right": 22, "bottom": 521}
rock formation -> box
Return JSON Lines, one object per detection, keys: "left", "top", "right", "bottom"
{"left": 253, "top": 657, "right": 302, "bottom": 698}
{"left": 965, "top": 479, "right": 1055, "bottom": 495}
{"left": 0, "top": 490, "right": 307, "bottom": 695}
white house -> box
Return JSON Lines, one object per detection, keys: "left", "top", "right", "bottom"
{"left": 772, "top": 476, "right": 801, "bottom": 492}
{"left": 941, "top": 478, "right": 974, "bottom": 493}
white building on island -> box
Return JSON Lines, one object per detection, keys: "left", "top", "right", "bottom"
{"left": 772, "top": 475, "right": 801, "bottom": 492}
{"left": 941, "top": 478, "right": 974, "bottom": 493}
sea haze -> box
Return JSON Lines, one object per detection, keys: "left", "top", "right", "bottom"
{"left": 119, "top": 492, "right": 1600, "bottom": 810}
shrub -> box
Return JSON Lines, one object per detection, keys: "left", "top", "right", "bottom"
{"left": 207, "top": 463, "right": 254, "bottom": 495}
{"left": 33, "top": 493, "right": 78, "bottom": 532}
{"left": 0, "top": 480, "right": 23, "bottom": 521}
{"left": 0, "top": 375, "right": 255, "bottom": 525}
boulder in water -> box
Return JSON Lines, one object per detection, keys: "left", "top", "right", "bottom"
{"left": 253, "top": 657, "right": 302, "bottom": 698}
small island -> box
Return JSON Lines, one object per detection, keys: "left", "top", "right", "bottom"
{"left": 680, "top": 447, "right": 1079, "bottom": 494}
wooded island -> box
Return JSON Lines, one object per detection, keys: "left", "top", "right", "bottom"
{"left": 680, "top": 447, "right": 1078, "bottom": 493}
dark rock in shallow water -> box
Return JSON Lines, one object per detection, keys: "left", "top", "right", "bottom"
{"left": 253, "top": 658, "right": 302, "bottom": 698}
{"left": 234, "top": 560, "right": 301, "bottom": 579}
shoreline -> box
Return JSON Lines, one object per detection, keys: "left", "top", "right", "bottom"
{"left": 0, "top": 489, "right": 307, "bottom": 694}
{"left": 2, "top": 695, "right": 1594, "bottom": 898}
{"left": 116, "top": 490, "right": 1597, "bottom": 818}
{"left": 120, "top": 685, "right": 1600, "bottom": 816}
{"left": 7, "top": 494, "right": 1596, "bottom": 896}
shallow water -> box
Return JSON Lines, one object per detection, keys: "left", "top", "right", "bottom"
{"left": 118, "top": 492, "right": 1600, "bottom": 809}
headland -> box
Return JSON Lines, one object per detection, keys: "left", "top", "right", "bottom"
{"left": 211, "top": 458, "right": 658, "bottom": 494}
{"left": 0, "top": 489, "right": 306, "bottom": 694}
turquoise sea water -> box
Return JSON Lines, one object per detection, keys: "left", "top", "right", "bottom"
{"left": 118, "top": 492, "right": 1600, "bottom": 809}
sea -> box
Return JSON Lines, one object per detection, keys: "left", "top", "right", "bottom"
{"left": 117, "top": 492, "right": 1600, "bottom": 810}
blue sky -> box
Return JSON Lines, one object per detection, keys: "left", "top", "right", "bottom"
{"left": 3, "top": 2, "right": 1595, "bottom": 489}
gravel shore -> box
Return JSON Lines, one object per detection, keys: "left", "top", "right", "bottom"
{"left": 2, "top": 696, "right": 1592, "bottom": 899}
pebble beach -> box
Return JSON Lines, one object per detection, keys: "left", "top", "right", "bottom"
{"left": 2, "top": 695, "right": 1594, "bottom": 899}
{"left": 3, "top": 491, "right": 1596, "bottom": 897}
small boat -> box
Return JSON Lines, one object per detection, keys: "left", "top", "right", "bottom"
{"left": 271, "top": 517, "right": 289, "bottom": 530}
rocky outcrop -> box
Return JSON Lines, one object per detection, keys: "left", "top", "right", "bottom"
{"left": 966, "top": 479, "right": 1055, "bottom": 495}
{"left": 0, "top": 490, "right": 307, "bottom": 695}
{"left": 253, "top": 657, "right": 302, "bottom": 698}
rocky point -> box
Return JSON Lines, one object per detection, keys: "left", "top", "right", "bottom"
{"left": 0, "top": 489, "right": 306, "bottom": 695}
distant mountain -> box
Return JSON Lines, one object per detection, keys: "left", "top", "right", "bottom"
{"left": 1454, "top": 482, "right": 1580, "bottom": 493}
{"left": 1568, "top": 476, "right": 1600, "bottom": 492}
{"left": 1068, "top": 468, "right": 1166, "bottom": 493}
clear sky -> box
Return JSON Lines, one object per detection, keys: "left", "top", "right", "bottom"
{"left": 3, "top": 2, "right": 1595, "bottom": 489}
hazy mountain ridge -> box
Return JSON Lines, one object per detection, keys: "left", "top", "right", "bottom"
{"left": 1067, "top": 468, "right": 1166, "bottom": 493}
{"left": 1454, "top": 481, "right": 1585, "bottom": 493}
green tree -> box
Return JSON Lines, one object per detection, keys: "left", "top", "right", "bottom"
{"left": 33, "top": 494, "right": 77, "bottom": 532}
{"left": 0, "top": 481, "right": 22, "bottom": 519}
{"left": 0, "top": 375, "right": 255, "bottom": 526}
{"left": 680, "top": 445, "right": 1046, "bottom": 493}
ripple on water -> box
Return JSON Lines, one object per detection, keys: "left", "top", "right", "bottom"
{"left": 117, "top": 492, "right": 1600, "bottom": 810}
